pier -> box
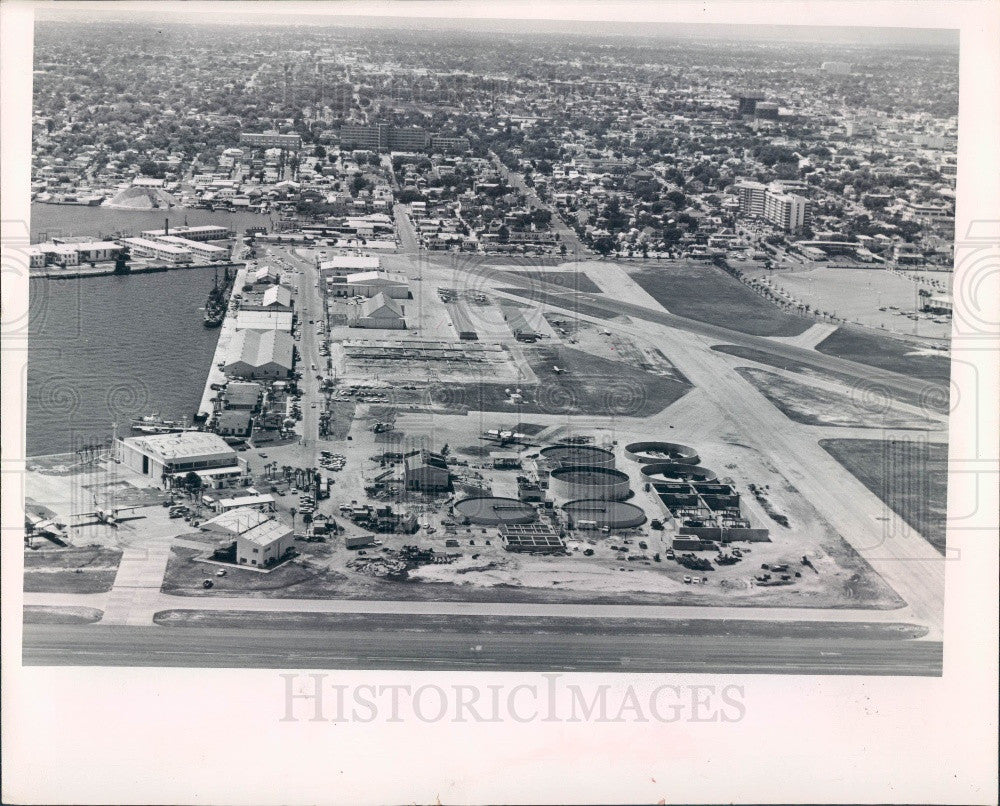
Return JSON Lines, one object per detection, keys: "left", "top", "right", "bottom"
{"left": 196, "top": 266, "right": 247, "bottom": 421}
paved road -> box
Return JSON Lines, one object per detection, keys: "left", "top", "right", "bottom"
{"left": 22, "top": 623, "right": 942, "bottom": 675}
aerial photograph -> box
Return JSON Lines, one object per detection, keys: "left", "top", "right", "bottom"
{"left": 21, "top": 10, "right": 957, "bottom": 675}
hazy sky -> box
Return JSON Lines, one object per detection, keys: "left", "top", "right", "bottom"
{"left": 37, "top": 3, "right": 959, "bottom": 48}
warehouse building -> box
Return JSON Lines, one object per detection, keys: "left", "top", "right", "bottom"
{"left": 115, "top": 431, "right": 239, "bottom": 481}
{"left": 403, "top": 450, "right": 451, "bottom": 492}
{"left": 236, "top": 518, "right": 294, "bottom": 567}
{"left": 222, "top": 381, "right": 264, "bottom": 411}
{"left": 141, "top": 225, "right": 231, "bottom": 242}
{"left": 319, "top": 255, "right": 381, "bottom": 274}
{"left": 234, "top": 309, "right": 294, "bottom": 332}
{"left": 225, "top": 329, "right": 294, "bottom": 379}
{"left": 347, "top": 292, "right": 407, "bottom": 329}
{"left": 328, "top": 271, "right": 410, "bottom": 299}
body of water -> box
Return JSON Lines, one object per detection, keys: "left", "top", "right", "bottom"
{"left": 30, "top": 203, "right": 275, "bottom": 242}
{"left": 27, "top": 270, "right": 222, "bottom": 456}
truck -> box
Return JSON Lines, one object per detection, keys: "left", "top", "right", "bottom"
{"left": 345, "top": 535, "right": 377, "bottom": 549}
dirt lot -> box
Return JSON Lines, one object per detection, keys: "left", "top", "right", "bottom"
{"left": 630, "top": 262, "right": 813, "bottom": 337}
{"left": 427, "top": 344, "right": 691, "bottom": 416}
{"left": 820, "top": 438, "right": 948, "bottom": 555}
{"left": 736, "top": 367, "right": 941, "bottom": 430}
{"left": 499, "top": 269, "right": 602, "bottom": 294}
{"left": 24, "top": 546, "right": 122, "bottom": 593}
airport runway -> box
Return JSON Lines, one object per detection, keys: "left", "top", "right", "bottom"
{"left": 468, "top": 264, "right": 948, "bottom": 408}
{"left": 22, "top": 623, "right": 942, "bottom": 675}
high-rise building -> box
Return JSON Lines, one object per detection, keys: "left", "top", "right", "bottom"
{"left": 239, "top": 131, "right": 302, "bottom": 150}
{"left": 763, "top": 191, "right": 810, "bottom": 233}
{"left": 734, "top": 181, "right": 768, "bottom": 217}
{"left": 736, "top": 94, "right": 764, "bottom": 116}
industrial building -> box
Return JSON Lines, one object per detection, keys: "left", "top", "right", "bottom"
{"left": 347, "top": 292, "right": 407, "bottom": 329}
{"left": 141, "top": 225, "right": 231, "bottom": 242}
{"left": 115, "top": 431, "right": 239, "bottom": 481}
{"left": 234, "top": 309, "right": 294, "bottom": 332}
{"left": 119, "top": 237, "right": 192, "bottom": 265}
{"left": 564, "top": 499, "right": 647, "bottom": 530}
{"left": 540, "top": 443, "right": 617, "bottom": 469}
{"left": 154, "top": 234, "right": 231, "bottom": 261}
{"left": 320, "top": 255, "right": 381, "bottom": 274}
{"left": 235, "top": 518, "right": 294, "bottom": 567}
{"left": 327, "top": 271, "right": 410, "bottom": 299}
{"left": 454, "top": 496, "right": 537, "bottom": 525}
{"left": 224, "top": 330, "right": 294, "bottom": 379}
{"left": 548, "top": 466, "right": 631, "bottom": 501}
{"left": 499, "top": 524, "right": 565, "bottom": 554}
{"left": 403, "top": 450, "right": 450, "bottom": 492}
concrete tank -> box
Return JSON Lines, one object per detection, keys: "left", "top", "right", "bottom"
{"left": 454, "top": 496, "right": 537, "bottom": 526}
{"left": 549, "top": 466, "right": 631, "bottom": 501}
{"left": 540, "top": 443, "right": 616, "bottom": 469}
{"left": 564, "top": 499, "right": 647, "bottom": 530}
{"left": 624, "top": 441, "right": 700, "bottom": 465}
{"left": 640, "top": 463, "right": 718, "bottom": 484}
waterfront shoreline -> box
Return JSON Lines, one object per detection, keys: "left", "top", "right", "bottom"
{"left": 29, "top": 260, "right": 247, "bottom": 281}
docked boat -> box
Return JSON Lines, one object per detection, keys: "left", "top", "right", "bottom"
{"left": 131, "top": 414, "right": 194, "bottom": 434}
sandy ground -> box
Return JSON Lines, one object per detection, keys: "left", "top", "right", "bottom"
{"left": 743, "top": 265, "right": 952, "bottom": 341}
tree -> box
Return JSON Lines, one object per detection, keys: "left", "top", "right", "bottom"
{"left": 498, "top": 225, "right": 510, "bottom": 244}
{"left": 183, "top": 471, "right": 202, "bottom": 492}
{"left": 593, "top": 236, "right": 615, "bottom": 256}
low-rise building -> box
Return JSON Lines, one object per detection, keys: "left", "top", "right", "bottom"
{"left": 116, "top": 431, "right": 238, "bottom": 481}
{"left": 403, "top": 450, "right": 450, "bottom": 492}
{"left": 225, "top": 330, "right": 294, "bottom": 379}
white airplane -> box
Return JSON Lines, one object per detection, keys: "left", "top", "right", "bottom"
{"left": 70, "top": 502, "right": 145, "bottom": 528}
{"left": 25, "top": 512, "right": 68, "bottom": 543}
{"left": 552, "top": 365, "right": 565, "bottom": 374}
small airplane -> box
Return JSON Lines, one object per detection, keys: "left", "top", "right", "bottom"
{"left": 552, "top": 365, "right": 565, "bottom": 374}
{"left": 70, "top": 499, "right": 145, "bottom": 528}
{"left": 25, "top": 512, "right": 68, "bottom": 544}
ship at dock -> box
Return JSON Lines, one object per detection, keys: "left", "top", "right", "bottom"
{"left": 203, "top": 265, "right": 234, "bottom": 328}
{"left": 130, "top": 414, "right": 196, "bottom": 435}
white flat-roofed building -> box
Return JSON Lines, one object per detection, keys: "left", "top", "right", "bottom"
{"left": 188, "top": 465, "right": 249, "bottom": 489}
{"left": 215, "top": 493, "right": 277, "bottom": 514}
{"left": 141, "top": 225, "right": 231, "bottom": 242}
{"left": 319, "top": 255, "right": 381, "bottom": 275}
{"left": 120, "top": 237, "right": 193, "bottom": 265}
{"left": 116, "top": 431, "right": 238, "bottom": 480}
{"left": 234, "top": 309, "right": 294, "bottom": 332}
{"left": 154, "top": 235, "right": 231, "bottom": 260}
{"left": 235, "top": 518, "right": 294, "bottom": 567}
{"left": 73, "top": 241, "right": 123, "bottom": 263}
{"left": 225, "top": 329, "right": 294, "bottom": 379}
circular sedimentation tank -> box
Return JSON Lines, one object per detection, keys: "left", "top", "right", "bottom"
{"left": 549, "top": 465, "right": 631, "bottom": 501}
{"left": 540, "top": 443, "right": 616, "bottom": 469}
{"left": 564, "top": 499, "right": 647, "bottom": 530}
{"left": 454, "top": 496, "right": 537, "bottom": 526}
{"left": 624, "top": 441, "right": 700, "bottom": 465}
{"left": 640, "top": 463, "right": 718, "bottom": 483}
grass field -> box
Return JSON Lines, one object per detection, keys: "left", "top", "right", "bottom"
{"left": 820, "top": 438, "right": 948, "bottom": 554}
{"left": 711, "top": 344, "right": 949, "bottom": 415}
{"left": 152, "top": 610, "right": 927, "bottom": 639}
{"left": 815, "top": 327, "right": 951, "bottom": 385}
{"left": 23, "top": 547, "right": 122, "bottom": 594}
{"left": 496, "top": 287, "right": 617, "bottom": 320}
{"left": 736, "top": 367, "right": 940, "bottom": 430}
{"left": 430, "top": 345, "right": 691, "bottom": 416}
{"left": 631, "top": 263, "right": 813, "bottom": 337}
{"left": 23, "top": 605, "right": 103, "bottom": 625}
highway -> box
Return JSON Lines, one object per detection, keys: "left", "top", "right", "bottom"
{"left": 22, "top": 623, "right": 942, "bottom": 675}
